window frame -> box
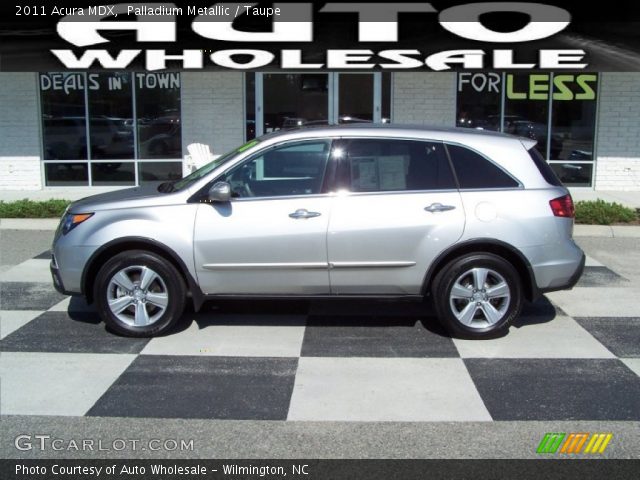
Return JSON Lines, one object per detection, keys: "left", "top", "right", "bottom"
{"left": 39, "top": 71, "right": 183, "bottom": 187}
{"left": 198, "top": 138, "right": 339, "bottom": 202}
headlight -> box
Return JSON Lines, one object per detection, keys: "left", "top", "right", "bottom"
{"left": 62, "top": 212, "right": 94, "bottom": 235}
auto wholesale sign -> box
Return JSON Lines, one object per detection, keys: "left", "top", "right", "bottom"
{"left": 48, "top": 2, "right": 585, "bottom": 71}
{"left": 3, "top": 1, "right": 640, "bottom": 72}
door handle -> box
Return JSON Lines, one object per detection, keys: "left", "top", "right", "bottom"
{"left": 289, "top": 209, "right": 322, "bottom": 219}
{"left": 424, "top": 203, "right": 456, "bottom": 213}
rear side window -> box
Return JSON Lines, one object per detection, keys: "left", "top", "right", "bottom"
{"left": 447, "top": 144, "right": 519, "bottom": 189}
{"left": 527, "top": 146, "right": 563, "bottom": 186}
{"left": 343, "top": 139, "right": 457, "bottom": 192}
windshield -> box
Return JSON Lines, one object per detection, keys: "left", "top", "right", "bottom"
{"left": 170, "top": 139, "right": 261, "bottom": 192}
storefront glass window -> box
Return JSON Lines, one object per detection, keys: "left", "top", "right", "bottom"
{"left": 245, "top": 73, "right": 256, "bottom": 140}
{"left": 551, "top": 74, "right": 598, "bottom": 161}
{"left": 339, "top": 74, "right": 374, "bottom": 123}
{"left": 135, "top": 73, "right": 182, "bottom": 159}
{"left": 381, "top": 72, "right": 392, "bottom": 124}
{"left": 88, "top": 73, "right": 134, "bottom": 160}
{"left": 263, "top": 73, "right": 329, "bottom": 132}
{"left": 40, "top": 73, "right": 87, "bottom": 161}
{"left": 504, "top": 73, "right": 550, "bottom": 155}
{"left": 456, "top": 72, "right": 598, "bottom": 187}
{"left": 39, "top": 72, "right": 182, "bottom": 186}
{"left": 138, "top": 162, "right": 183, "bottom": 183}
{"left": 456, "top": 73, "right": 501, "bottom": 130}
{"left": 44, "top": 162, "right": 88, "bottom": 187}
{"left": 91, "top": 162, "right": 136, "bottom": 186}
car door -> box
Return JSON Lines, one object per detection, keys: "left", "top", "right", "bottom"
{"left": 193, "top": 139, "right": 334, "bottom": 295}
{"left": 328, "top": 138, "right": 466, "bottom": 295}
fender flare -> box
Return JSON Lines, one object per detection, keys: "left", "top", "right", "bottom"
{"left": 421, "top": 238, "right": 540, "bottom": 301}
{"left": 81, "top": 236, "right": 205, "bottom": 311}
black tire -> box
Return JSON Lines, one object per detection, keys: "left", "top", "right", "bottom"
{"left": 431, "top": 253, "right": 523, "bottom": 339}
{"left": 94, "top": 250, "right": 186, "bottom": 337}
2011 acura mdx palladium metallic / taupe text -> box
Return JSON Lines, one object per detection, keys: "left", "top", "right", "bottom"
{"left": 51, "top": 125, "right": 585, "bottom": 338}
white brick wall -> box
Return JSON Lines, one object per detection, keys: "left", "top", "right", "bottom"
{"left": 392, "top": 73, "right": 456, "bottom": 126}
{"left": 181, "top": 72, "right": 245, "bottom": 158}
{"left": 0, "top": 73, "right": 42, "bottom": 190}
{"left": 595, "top": 73, "right": 640, "bottom": 191}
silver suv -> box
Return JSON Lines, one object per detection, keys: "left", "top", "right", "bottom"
{"left": 51, "top": 125, "right": 585, "bottom": 338}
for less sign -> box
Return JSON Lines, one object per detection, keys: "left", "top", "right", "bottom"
{"left": 459, "top": 73, "right": 597, "bottom": 100}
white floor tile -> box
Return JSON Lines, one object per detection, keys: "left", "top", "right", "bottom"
{"left": 287, "top": 357, "right": 492, "bottom": 421}
{"left": 0, "top": 352, "right": 136, "bottom": 416}
{"left": 585, "top": 256, "right": 605, "bottom": 267}
{"left": 546, "top": 288, "right": 640, "bottom": 317}
{"left": 0, "top": 259, "right": 52, "bottom": 283}
{"left": 453, "top": 316, "right": 616, "bottom": 358}
{"left": 142, "top": 315, "right": 306, "bottom": 357}
{"left": 0, "top": 310, "right": 42, "bottom": 339}
{"left": 621, "top": 358, "right": 640, "bottom": 377}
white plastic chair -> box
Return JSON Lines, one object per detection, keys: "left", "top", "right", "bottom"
{"left": 184, "top": 143, "right": 214, "bottom": 176}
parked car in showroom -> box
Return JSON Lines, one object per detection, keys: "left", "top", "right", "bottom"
{"left": 51, "top": 124, "right": 585, "bottom": 338}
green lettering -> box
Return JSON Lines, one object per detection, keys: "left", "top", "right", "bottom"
{"left": 530, "top": 74, "right": 550, "bottom": 100}
{"left": 575, "top": 74, "right": 597, "bottom": 100}
{"left": 506, "top": 74, "right": 526, "bottom": 100}
{"left": 553, "top": 75, "right": 574, "bottom": 100}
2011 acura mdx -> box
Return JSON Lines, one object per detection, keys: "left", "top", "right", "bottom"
{"left": 50, "top": 124, "right": 585, "bottom": 338}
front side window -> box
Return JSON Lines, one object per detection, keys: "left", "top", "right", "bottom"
{"left": 221, "top": 140, "right": 332, "bottom": 198}
{"left": 343, "top": 139, "right": 456, "bottom": 193}
{"left": 447, "top": 144, "right": 519, "bottom": 189}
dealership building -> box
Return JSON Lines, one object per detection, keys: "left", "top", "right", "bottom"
{"left": 0, "top": 71, "right": 639, "bottom": 191}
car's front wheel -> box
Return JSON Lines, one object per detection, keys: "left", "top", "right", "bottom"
{"left": 94, "top": 250, "right": 186, "bottom": 337}
{"left": 432, "top": 253, "right": 523, "bottom": 338}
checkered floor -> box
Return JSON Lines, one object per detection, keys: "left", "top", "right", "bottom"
{"left": 1, "top": 251, "right": 639, "bottom": 421}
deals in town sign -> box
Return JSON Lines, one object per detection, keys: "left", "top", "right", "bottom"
{"left": 47, "top": 2, "right": 590, "bottom": 71}
{"left": 39, "top": 73, "right": 180, "bottom": 94}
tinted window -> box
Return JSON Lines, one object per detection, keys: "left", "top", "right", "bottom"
{"left": 527, "top": 147, "right": 563, "bottom": 186}
{"left": 88, "top": 73, "right": 134, "bottom": 160}
{"left": 344, "top": 139, "right": 456, "bottom": 192}
{"left": 447, "top": 144, "right": 519, "bottom": 189}
{"left": 136, "top": 73, "right": 182, "bottom": 159}
{"left": 222, "top": 140, "right": 331, "bottom": 198}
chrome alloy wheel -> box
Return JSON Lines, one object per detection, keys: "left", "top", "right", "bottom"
{"left": 106, "top": 265, "right": 169, "bottom": 327}
{"left": 449, "top": 267, "right": 511, "bottom": 329}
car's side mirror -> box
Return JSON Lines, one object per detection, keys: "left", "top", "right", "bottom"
{"left": 208, "top": 182, "right": 231, "bottom": 203}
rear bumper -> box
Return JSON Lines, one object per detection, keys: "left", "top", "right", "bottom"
{"left": 520, "top": 239, "right": 586, "bottom": 298}
{"left": 539, "top": 252, "right": 585, "bottom": 294}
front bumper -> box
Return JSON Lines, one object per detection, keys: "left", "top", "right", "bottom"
{"left": 50, "top": 256, "right": 72, "bottom": 295}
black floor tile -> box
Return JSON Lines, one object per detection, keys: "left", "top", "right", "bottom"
{"left": 0, "top": 282, "right": 65, "bottom": 310}
{"left": 575, "top": 317, "right": 640, "bottom": 357}
{"left": 0, "top": 311, "right": 149, "bottom": 354}
{"left": 465, "top": 358, "right": 640, "bottom": 421}
{"left": 87, "top": 355, "right": 298, "bottom": 419}
{"left": 302, "top": 316, "right": 458, "bottom": 357}
{"left": 577, "top": 267, "right": 627, "bottom": 287}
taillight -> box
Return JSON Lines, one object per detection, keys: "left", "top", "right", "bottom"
{"left": 549, "top": 194, "right": 575, "bottom": 218}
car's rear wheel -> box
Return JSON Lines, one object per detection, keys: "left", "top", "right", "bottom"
{"left": 94, "top": 250, "right": 186, "bottom": 337}
{"left": 432, "top": 253, "right": 523, "bottom": 338}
